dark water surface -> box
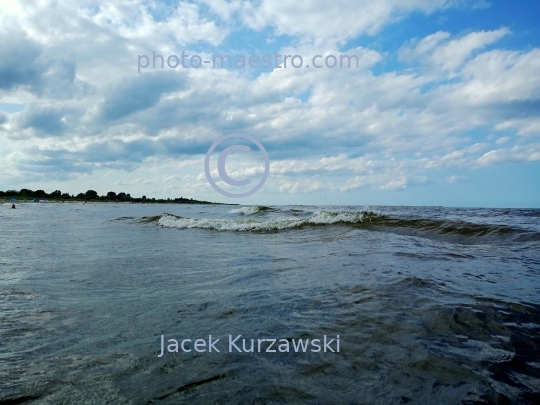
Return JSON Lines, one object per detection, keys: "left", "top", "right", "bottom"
{"left": 1, "top": 203, "right": 540, "bottom": 404}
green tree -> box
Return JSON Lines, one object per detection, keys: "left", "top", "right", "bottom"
{"left": 85, "top": 190, "right": 98, "bottom": 199}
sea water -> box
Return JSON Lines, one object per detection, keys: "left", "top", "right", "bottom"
{"left": 1, "top": 203, "right": 539, "bottom": 404}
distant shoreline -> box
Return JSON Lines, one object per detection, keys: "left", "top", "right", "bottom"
{"left": 0, "top": 189, "right": 235, "bottom": 205}
{"left": 1, "top": 198, "right": 236, "bottom": 205}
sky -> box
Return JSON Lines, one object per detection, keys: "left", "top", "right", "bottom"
{"left": 0, "top": 0, "right": 539, "bottom": 207}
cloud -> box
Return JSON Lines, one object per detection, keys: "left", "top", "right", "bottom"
{"left": 447, "top": 175, "right": 467, "bottom": 183}
{"left": 0, "top": 28, "right": 43, "bottom": 92}
{"left": 238, "top": 0, "right": 466, "bottom": 45}
{"left": 400, "top": 28, "right": 510, "bottom": 74}
{"left": 1, "top": 1, "right": 539, "bottom": 202}
{"left": 85, "top": 1, "right": 228, "bottom": 45}
{"left": 458, "top": 49, "right": 540, "bottom": 105}
{"left": 16, "top": 103, "right": 70, "bottom": 136}
{"left": 477, "top": 145, "right": 540, "bottom": 166}
{"left": 100, "top": 72, "right": 186, "bottom": 121}
{"left": 0, "top": 26, "right": 92, "bottom": 99}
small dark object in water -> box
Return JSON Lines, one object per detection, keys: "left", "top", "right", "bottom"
{"left": 11, "top": 204, "right": 16, "bottom": 209}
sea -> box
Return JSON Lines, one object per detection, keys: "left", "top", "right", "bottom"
{"left": 1, "top": 202, "right": 539, "bottom": 404}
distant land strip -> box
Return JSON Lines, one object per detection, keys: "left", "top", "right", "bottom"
{"left": 0, "top": 188, "right": 229, "bottom": 205}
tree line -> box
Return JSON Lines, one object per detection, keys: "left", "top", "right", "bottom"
{"left": 0, "top": 189, "right": 215, "bottom": 204}
{"left": 1, "top": 188, "right": 133, "bottom": 200}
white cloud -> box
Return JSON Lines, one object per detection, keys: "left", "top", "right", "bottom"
{"left": 1, "top": 1, "right": 539, "bottom": 201}
{"left": 477, "top": 145, "right": 540, "bottom": 166}
{"left": 380, "top": 177, "right": 407, "bottom": 190}
{"left": 238, "top": 0, "right": 463, "bottom": 45}
{"left": 458, "top": 49, "right": 540, "bottom": 104}
{"left": 400, "top": 28, "right": 510, "bottom": 75}
{"left": 447, "top": 175, "right": 467, "bottom": 183}
{"left": 495, "top": 118, "right": 540, "bottom": 137}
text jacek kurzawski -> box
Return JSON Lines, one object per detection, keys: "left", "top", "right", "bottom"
{"left": 158, "top": 335, "right": 340, "bottom": 357}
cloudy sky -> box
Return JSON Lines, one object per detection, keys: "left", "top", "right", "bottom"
{"left": 1, "top": 0, "right": 539, "bottom": 207}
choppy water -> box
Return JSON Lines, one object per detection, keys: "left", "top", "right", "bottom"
{"left": 1, "top": 203, "right": 540, "bottom": 404}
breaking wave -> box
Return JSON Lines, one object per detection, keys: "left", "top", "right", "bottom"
{"left": 139, "top": 209, "right": 540, "bottom": 243}
{"left": 228, "top": 206, "right": 273, "bottom": 215}
{"left": 157, "top": 210, "right": 377, "bottom": 231}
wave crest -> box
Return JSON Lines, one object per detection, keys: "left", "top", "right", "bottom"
{"left": 228, "top": 206, "right": 272, "bottom": 215}
{"left": 143, "top": 210, "right": 540, "bottom": 243}
{"left": 158, "top": 210, "right": 378, "bottom": 231}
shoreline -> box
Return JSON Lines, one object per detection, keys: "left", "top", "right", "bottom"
{"left": 1, "top": 198, "right": 236, "bottom": 205}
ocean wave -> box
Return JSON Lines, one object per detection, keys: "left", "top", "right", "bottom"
{"left": 228, "top": 206, "right": 272, "bottom": 215}
{"left": 158, "top": 210, "right": 378, "bottom": 231}
{"left": 145, "top": 210, "right": 540, "bottom": 243}
{"left": 139, "top": 215, "right": 163, "bottom": 223}
{"left": 108, "top": 216, "right": 136, "bottom": 221}
{"left": 376, "top": 217, "right": 524, "bottom": 238}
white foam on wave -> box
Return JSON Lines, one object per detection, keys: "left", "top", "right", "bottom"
{"left": 228, "top": 206, "right": 265, "bottom": 215}
{"left": 158, "top": 210, "right": 376, "bottom": 231}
